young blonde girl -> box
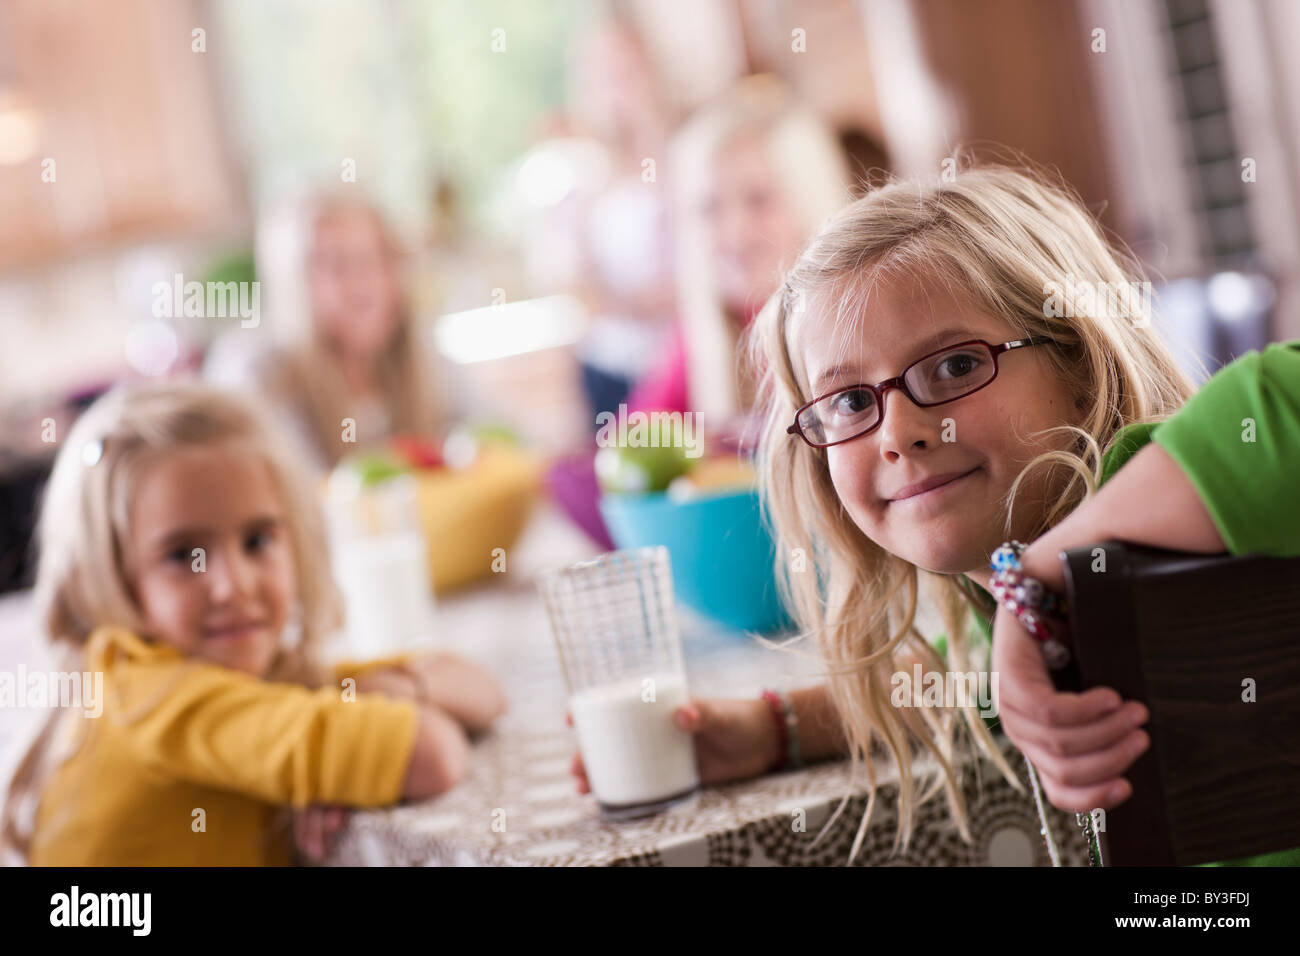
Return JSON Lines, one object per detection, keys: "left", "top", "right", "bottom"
{"left": 571, "top": 161, "right": 1300, "bottom": 866}
{"left": 749, "top": 160, "right": 1198, "bottom": 859}
{"left": 3, "top": 383, "right": 504, "bottom": 865}
{"left": 208, "top": 190, "right": 451, "bottom": 472}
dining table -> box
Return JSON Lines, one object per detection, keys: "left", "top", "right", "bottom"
{"left": 321, "top": 503, "right": 1092, "bottom": 867}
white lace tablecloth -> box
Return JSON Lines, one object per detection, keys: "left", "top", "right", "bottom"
{"left": 326, "top": 507, "right": 1091, "bottom": 867}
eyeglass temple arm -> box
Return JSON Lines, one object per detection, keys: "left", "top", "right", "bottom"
{"left": 995, "top": 336, "right": 1051, "bottom": 355}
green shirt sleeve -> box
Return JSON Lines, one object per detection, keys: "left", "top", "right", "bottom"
{"left": 1101, "top": 421, "right": 1161, "bottom": 485}
{"left": 1152, "top": 341, "right": 1300, "bottom": 556}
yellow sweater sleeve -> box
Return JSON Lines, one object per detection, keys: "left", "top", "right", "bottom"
{"left": 112, "top": 656, "right": 419, "bottom": 809}
{"left": 330, "top": 653, "right": 417, "bottom": 685}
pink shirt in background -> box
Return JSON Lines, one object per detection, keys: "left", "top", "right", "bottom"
{"left": 624, "top": 301, "right": 763, "bottom": 416}
{"left": 625, "top": 324, "right": 689, "bottom": 414}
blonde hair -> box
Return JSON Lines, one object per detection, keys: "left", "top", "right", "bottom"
{"left": 2, "top": 382, "right": 343, "bottom": 862}
{"left": 264, "top": 190, "right": 448, "bottom": 467}
{"left": 750, "top": 161, "right": 1198, "bottom": 861}
{"left": 671, "top": 77, "right": 851, "bottom": 422}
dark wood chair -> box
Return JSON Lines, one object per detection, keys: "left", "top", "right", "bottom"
{"left": 1058, "top": 541, "right": 1300, "bottom": 866}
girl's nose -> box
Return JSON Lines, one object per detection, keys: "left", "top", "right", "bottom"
{"left": 206, "top": 545, "right": 257, "bottom": 601}
{"left": 875, "top": 388, "right": 939, "bottom": 460}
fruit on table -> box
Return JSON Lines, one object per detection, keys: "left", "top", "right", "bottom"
{"left": 666, "top": 457, "right": 757, "bottom": 501}
{"left": 439, "top": 422, "right": 522, "bottom": 471}
{"left": 595, "top": 441, "right": 694, "bottom": 494}
{"left": 390, "top": 436, "right": 444, "bottom": 469}
{"left": 351, "top": 453, "right": 407, "bottom": 487}
{"left": 469, "top": 422, "right": 522, "bottom": 445}
{"left": 327, "top": 451, "right": 408, "bottom": 505}
{"left": 686, "top": 457, "right": 756, "bottom": 490}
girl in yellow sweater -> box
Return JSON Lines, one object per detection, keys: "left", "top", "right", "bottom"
{"left": 3, "top": 383, "right": 505, "bottom": 865}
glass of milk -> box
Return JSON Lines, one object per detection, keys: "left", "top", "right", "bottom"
{"left": 538, "top": 546, "right": 700, "bottom": 820}
{"left": 325, "top": 470, "right": 435, "bottom": 658}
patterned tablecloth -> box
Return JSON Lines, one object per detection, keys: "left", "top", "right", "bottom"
{"left": 328, "top": 726, "right": 1091, "bottom": 867}
{"left": 325, "top": 506, "right": 1092, "bottom": 867}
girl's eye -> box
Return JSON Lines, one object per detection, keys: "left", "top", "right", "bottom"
{"left": 167, "top": 547, "right": 191, "bottom": 565}
{"left": 245, "top": 529, "right": 273, "bottom": 553}
{"left": 936, "top": 352, "right": 982, "bottom": 379}
{"left": 831, "top": 388, "right": 875, "bottom": 418}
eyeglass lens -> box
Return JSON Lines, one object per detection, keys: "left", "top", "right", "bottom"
{"left": 799, "top": 343, "right": 996, "bottom": 445}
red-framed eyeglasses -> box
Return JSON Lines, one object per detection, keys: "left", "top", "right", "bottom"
{"left": 787, "top": 337, "right": 1055, "bottom": 448}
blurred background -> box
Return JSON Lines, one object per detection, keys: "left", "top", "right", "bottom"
{"left": 1, "top": 0, "right": 1298, "bottom": 596}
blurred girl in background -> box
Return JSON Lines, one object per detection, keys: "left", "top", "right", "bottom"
{"left": 546, "top": 77, "right": 852, "bottom": 547}
{"left": 627, "top": 76, "right": 852, "bottom": 435}
{"left": 207, "top": 190, "right": 452, "bottom": 472}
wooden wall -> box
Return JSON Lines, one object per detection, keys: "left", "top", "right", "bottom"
{"left": 910, "top": 0, "right": 1117, "bottom": 224}
{"left": 0, "top": 0, "right": 243, "bottom": 272}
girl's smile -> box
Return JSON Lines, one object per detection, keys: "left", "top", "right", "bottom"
{"left": 203, "top": 618, "right": 270, "bottom": 641}
{"left": 884, "top": 465, "right": 983, "bottom": 504}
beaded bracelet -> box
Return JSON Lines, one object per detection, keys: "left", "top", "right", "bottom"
{"left": 760, "top": 689, "right": 802, "bottom": 771}
{"left": 989, "top": 540, "right": 1072, "bottom": 670}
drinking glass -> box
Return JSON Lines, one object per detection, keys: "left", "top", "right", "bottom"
{"left": 538, "top": 546, "right": 700, "bottom": 819}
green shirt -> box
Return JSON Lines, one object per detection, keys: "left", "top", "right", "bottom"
{"left": 950, "top": 341, "right": 1300, "bottom": 866}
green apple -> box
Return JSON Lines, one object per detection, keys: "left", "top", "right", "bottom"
{"left": 469, "top": 422, "right": 522, "bottom": 445}
{"left": 595, "top": 440, "right": 693, "bottom": 494}
{"left": 351, "top": 453, "right": 407, "bottom": 487}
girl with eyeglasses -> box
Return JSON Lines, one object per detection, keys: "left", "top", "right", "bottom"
{"left": 569, "top": 161, "right": 1300, "bottom": 866}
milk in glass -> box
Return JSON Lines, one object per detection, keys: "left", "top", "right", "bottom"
{"left": 569, "top": 673, "right": 699, "bottom": 810}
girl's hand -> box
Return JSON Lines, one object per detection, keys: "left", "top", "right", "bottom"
{"left": 292, "top": 805, "right": 350, "bottom": 864}
{"left": 992, "top": 606, "right": 1150, "bottom": 813}
{"left": 567, "top": 697, "right": 779, "bottom": 795}
{"left": 353, "top": 668, "right": 421, "bottom": 700}
{"left": 404, "top": 652, "right": 508, "bottom": 734}
{"left": 989, "top": 442, "right": 1220, "bottom": 815}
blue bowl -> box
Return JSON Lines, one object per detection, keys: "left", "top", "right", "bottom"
{"left": 598, "top": 488, "right": 792, "bottom": 634}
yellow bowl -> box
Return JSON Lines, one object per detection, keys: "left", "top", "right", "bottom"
{"left": 413, "top": 445, "right": 542, "bottom": 594}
